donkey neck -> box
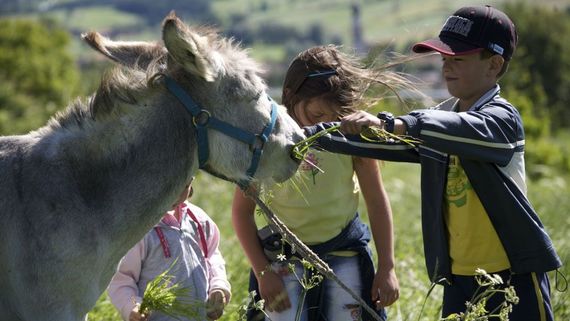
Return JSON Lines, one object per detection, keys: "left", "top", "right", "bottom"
{"left": 52, "top": 94, "right": 197, "bottom": 241}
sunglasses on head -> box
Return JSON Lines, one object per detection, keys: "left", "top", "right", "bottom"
{"left": 306, "top": 70, "right": 337, "bottom": 78}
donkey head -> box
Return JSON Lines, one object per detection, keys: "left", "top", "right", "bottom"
{"left": 83, "top": 12, "right": 304, "bottom": 186}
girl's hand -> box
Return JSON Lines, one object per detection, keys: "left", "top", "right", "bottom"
{"left": 371, "top": 267, "right": 400, "bottom": 308}
{"left": 206, "top": 290, "right": 227, "bottom": 320}
{"left": 258, "top": 269, "right": 291, "bottom": 312}
{"left": 128, "top": 304, "right": 149, "bottom": 321}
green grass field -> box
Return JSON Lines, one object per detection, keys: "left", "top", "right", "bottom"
{"left": 88, "top": 161, "right": 569, "bottom": 321}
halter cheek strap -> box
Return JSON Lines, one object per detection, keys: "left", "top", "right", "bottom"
{"left": 245, "top": 100, "right": 278, "bottom": 183}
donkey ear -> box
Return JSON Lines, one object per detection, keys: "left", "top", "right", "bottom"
{"left": 82, "top": 32, "right": 165, "bottom": 70}
{"left": 161, "top": 12, "right": 219, "bottom": 82}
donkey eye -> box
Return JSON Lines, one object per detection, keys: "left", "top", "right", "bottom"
{"left": 250, "top": 91, "right": 262, "bottom": 102}
{"left": 185, "top": 51, "right": 196, "bottom": 63}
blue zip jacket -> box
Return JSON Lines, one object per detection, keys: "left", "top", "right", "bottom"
{"left": 305, "top": 86, "right": 562, "bottom": 282}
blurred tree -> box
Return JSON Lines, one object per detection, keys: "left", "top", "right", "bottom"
{"left": 0, "top": 18, "right": 80, "bottom": 135}
{"left": 501, "top": 3, "right": 570, "bottom": 130}
{"left": 497, "top": 3, "right": 570, "bottom": 174}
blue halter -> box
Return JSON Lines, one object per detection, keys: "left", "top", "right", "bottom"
{"left": 164, "top": 76, "right": 278, "bottom": 188}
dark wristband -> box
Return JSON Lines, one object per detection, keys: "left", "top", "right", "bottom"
{"left": 377, "top": 112, "right": 395, "bottom": 133}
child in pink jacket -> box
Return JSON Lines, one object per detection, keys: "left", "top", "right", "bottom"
{"left": 108, "top": 181, "right": 231, "bottom": 321}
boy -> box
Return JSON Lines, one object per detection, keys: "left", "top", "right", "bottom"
{"left": 304, "top": 5, "right": 561, "bottom": 320}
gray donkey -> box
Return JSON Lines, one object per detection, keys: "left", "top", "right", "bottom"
{"left": 0, "top": 12, "right": 304, "bottom": 321}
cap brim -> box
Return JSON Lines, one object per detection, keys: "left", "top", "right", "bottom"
{"left": 412, "top": 37, "right": 484, "bottom": 56}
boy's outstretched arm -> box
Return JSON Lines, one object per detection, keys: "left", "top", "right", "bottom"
{"left": 304, "top": 121, "right": 419, "bottom": 163}
{"left": 308, "top": 104, "right": 523, "bottom": 166}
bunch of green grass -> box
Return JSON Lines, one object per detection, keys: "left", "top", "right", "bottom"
{"left": 292, "top": 124, "right": 342, "bottom": 162}
{"left": 139, "top": 262, "right": 201, "bottom": 320}
{"left": 359, "top": 126, "right": 421, "bottom": 146}
{"left": 292, "top": 124, "right": 421, "bottom": 162}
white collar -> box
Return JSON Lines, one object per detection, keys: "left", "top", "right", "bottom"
{"left": 452, "top": 84, "right": 501, "bottom": 112}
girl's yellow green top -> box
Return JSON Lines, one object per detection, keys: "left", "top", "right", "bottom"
{"left": 261, "top": 149, "right": 359, "bottom": 245}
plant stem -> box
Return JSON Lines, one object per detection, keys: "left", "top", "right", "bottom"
{"left": 295, "top": 290, "right": 307, "bottom": 321}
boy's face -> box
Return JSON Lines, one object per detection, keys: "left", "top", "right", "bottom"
{"left": 441, "top": 53, "right": 498, "bottom": 108}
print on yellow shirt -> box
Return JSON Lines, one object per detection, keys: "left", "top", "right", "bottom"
{"left": 445, "top": 156, "right": 510, "bottom": 275}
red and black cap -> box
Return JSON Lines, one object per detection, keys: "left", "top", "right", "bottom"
{"left": 412, "top": 5, "right": 517, "bottom": 60}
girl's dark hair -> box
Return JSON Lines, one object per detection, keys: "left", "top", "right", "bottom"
{"left": 282, "top": 45, "right": 421, "bottom": 119}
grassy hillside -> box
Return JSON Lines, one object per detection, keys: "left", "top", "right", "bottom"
{"left": 8, "top": 0, "right": 570, "bottom": 64}
{"left": 211, "top": 0, "right": 569, "bottom": 48}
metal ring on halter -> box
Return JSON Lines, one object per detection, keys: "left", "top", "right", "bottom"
{"left": 192, "top": 110, "right": 211, "bottom": 127}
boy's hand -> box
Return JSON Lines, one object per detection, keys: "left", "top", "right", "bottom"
{"left": 206, "top": 289, "right": 227, "bottom": 320}
{"left": 128, "top": 304, "right": 149, "bottom": 321}
{"left": 340, "top": 111, "right": 382, "bottom": 135}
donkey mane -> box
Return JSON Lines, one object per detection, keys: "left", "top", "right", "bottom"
{"left": 44, "top": 67, "right": 159, "bottom": 134}
{"left": 44, "top": 26, "right": 262, "bottom": 136}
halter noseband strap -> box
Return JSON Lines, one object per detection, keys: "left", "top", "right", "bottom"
{"left": 164, "top": 76, "right": 277, "bottom": 189}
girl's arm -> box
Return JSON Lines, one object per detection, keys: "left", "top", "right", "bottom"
{"left": 107, "top": 240, "right": 146, "bottom": 321}
{"left": 353, "top": 156, "right": 399, "bottom": 308}
{"left": 231, "top": 187, "right": 291, "bottom": 312}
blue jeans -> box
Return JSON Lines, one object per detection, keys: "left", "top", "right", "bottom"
{"left": 266, "top": 256, "right": 363, "bottom": 321}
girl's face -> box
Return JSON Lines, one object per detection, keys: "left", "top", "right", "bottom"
{"left": 441, "top": 53, "right": 496, "bottom": 109}
{"left": 291, "top": 97, "right": 340, "bottom": 127}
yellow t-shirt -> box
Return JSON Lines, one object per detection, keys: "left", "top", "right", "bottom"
{"left": 260, "top": 149, "right": 359, "bottom": 245}
{"left": 444, "top": 156, "right": 510, "bottom": 275}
